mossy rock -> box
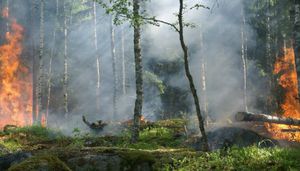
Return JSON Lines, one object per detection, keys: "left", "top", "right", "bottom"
{"left": 8, "top": 155, "right": 71, "bottom": 171}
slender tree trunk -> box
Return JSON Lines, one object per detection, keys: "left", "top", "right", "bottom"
{"left": 131, "top": 0, "right": 143, "bottom": 143}
{"left": 121, "top": 27, "right": 127, "bottom": 95}
{"left": 5, "top": 0, "right": 9, "bottom": 33}
{"left": 63, "top": 0, "right": 69, "bottom": 118}
{"left": 37, "top": 0, "right": 45, "bottom": 125}
{"left": 178, "top": 0, "right": 208, "bottom": 151}
{"left": 241, "top": 8, "right": 248, "bottom": 112}
{"left": 110, "top": 16, "right": 117, "bottom": 117}
{"left": 293, "top": 0, "right": 300, "bottom": 97}
{"left": 30, "top": 0, "right": 37, "bottom": 124}
{"left": 266, "top": 0, "right": 275, "bottom": 113}
{"left": 46, "top": 0, "right": 59, "bottom": 120}
{"left": 93, "top": 2, "right": 101, "bottom": 113}
{"left": 199, "top": 31, "right": 209, "bottom": 125}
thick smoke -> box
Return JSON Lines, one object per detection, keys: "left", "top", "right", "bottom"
{"left": 144, "top": 0, "right": 266, "bottom": 123}
{"left": 7, "top": 0, "right": 268, "bottom": 134}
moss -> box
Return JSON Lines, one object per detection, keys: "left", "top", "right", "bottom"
{"left": 119, "top": 150, "right": 155, "bottom": 166}
{"left": 8, "top": 155, "right": 72, "bottom": 171}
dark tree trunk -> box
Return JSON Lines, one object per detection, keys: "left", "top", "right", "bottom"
{"left": 131, "top": 0, "right": 143, "bottom": 143}
{"left": 30, "top": 0, "right": 37, "bottom": 124}
{"left": 293, "top": 0, "right": 300, "bottom": 97}
{"left": 178, "top": 0, "right": 209, "bottom": 151}
{"left": 37, "top": 0, "right": 45, "bottom": 125}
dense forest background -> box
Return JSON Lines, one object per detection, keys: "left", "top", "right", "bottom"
{"left": 0, "top": 0, "right": 299, "bottom": 136}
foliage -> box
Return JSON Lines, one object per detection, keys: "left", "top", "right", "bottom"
{"left": 127, "top": 127, "right": 182, "bottom": 149}
{"left": 67, "top": 128, "right": 85, "bottom": 148}
{"left": 144, "top": 71, "right": 166, "bottom": 95}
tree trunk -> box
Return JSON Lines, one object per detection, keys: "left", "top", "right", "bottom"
{"left": 241, "top": 8, "right": 248, "bottom": 112}
{"left": 178, "top": 0, "right": 208, "bottom": 151}
{"left": 63, "top": 0, "right": 69, "bottom": 118}
{"left": 46, "top": 0, "right": 59, "bottom": 120}
{"left": 110, "top": 16, "right": 117, "bottom": 117}
{"left": 266, "top": 0, "right": 276, "bottom": 113}
{"left": 5, "top": 0, "right": 9, "bottom": 33}
{"left": 293, "top": 0, "right": 300, "bottom": 97}
{"left": 93, "top": 2, "right": 101, "bottom": 113}
{"left": 37, "top": 0, "right": 45, "bottom": 125}
{"left": 30, "top": 0, "right": 38, "bottom": 124}
{"left": 235, "top": 112, "right": 300, "bottom": 126}
{"left": 131, "top": 0, "right": 143, "bottom": 143}
{"left": 199, "top": 31, "right": 209, "bottom": 125}
{"left": 121, "top": 27, "right": 127, "bottom": 95}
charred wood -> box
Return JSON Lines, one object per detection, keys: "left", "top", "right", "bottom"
{"left": 82, "top": 116, "right": 107, "bottom": 131}
{"left": 281, "top": 129, "right": 300, "bottom": 132}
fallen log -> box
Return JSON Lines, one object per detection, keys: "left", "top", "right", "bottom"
{"left": 281, "top": 129, "right": 300, "bottom": 132}
{"left": 235, "top": 112, "right": 300, "bottom": 126}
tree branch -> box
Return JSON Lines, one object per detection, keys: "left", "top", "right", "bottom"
{"left": 142, "top": 17, "right": 180, "bottom": 33}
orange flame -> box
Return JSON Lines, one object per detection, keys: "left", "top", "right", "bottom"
{"left": 265, "top": 47, "right": 300, "bottom": 141}
{"left": 0, "top": 10, "right": 32, "bottom": 128}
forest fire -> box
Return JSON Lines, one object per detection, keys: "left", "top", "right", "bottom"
{"left": 265, "top": 47, "right": 300, "bottom": 142}
{"left": 0, "top": 9, "right": 32, "bottom": 129}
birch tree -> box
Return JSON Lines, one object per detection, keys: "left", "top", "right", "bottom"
{"left": 93, "top": 1, "right": 101, "bottom": 113}
{"left": 46, "top": 0, "right": 59, "bottom": 120}
{"left": 199, "top": 31, "right": 209, "bottom": 125}
{"left": 63, "top": 0, "right": 69, "bottom": 118}
{"left": 96, "top": 0, "right": 144, "bottom": 142}
{"left": 121, "top": 27, "right": 127, "bottom": 95}
{"left": 241, "top": 7, "right": 248, "bottom": 112}
{"left": 110, "top": 16, "right": 118, "bottom": 118}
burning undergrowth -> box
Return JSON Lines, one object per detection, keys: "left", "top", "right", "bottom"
{"left": 265, "top": 47, "right": 300, "bottom": 142}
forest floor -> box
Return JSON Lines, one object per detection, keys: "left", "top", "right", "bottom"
{"left": 0, "top": 119, "right": 299, "bottom": 170}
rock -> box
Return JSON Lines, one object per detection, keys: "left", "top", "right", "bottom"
{"left": 8, "top": 155, "right": 71, "bottom": 171}
{"left": 67, "top": 154, "right": 122, "bottom": 171}
{"left": 67, "top": 152, "right": 154, "bottom": 171}
{"left": 0, "top": 152, "right": 31, "bottom": 170}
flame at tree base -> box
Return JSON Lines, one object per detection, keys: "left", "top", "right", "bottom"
{"left": 0, "top": 10, "right": 32, "bottom": 128}
{"left": 265, "top": 47, "right": 300, "bottom": 142}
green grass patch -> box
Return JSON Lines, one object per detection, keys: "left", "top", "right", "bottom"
{"left": 163, "top": 146, "right": 300, "bottom": 171}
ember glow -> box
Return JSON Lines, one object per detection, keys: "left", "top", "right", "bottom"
{"left": 265, "top": 47, "right": 300, "bottom": 142}
{"left": 0, "top": 9, "right": 32, "bottom": 128}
